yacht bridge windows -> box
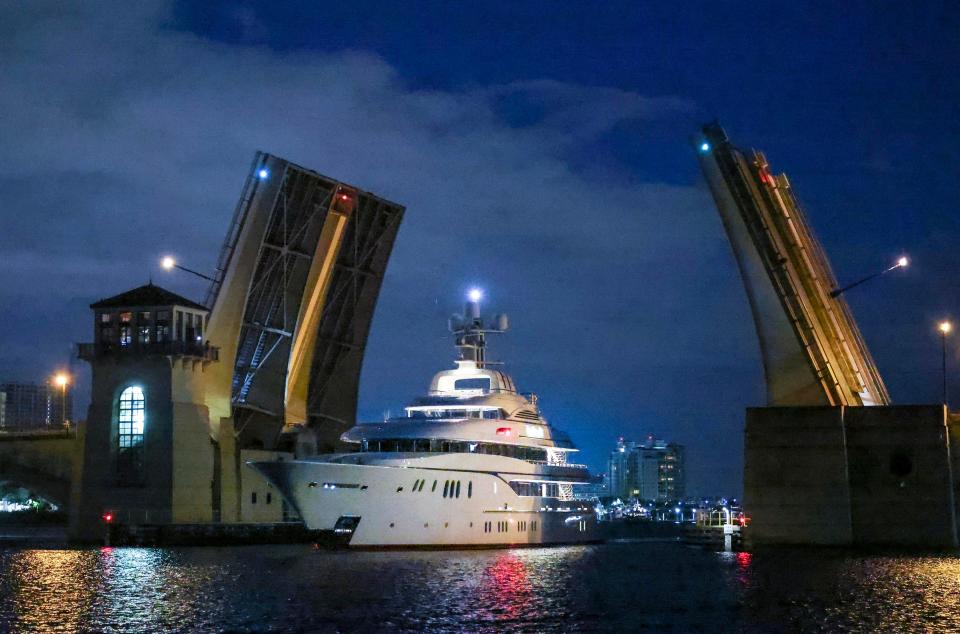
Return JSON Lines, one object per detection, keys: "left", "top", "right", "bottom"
{"left": 405, "top": 406, "right": 504, "bottom": 420}
{"left": 357, "top": 438, "right": 548, "bottom": 462}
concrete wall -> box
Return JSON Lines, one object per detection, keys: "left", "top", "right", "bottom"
{"left": 239, "top": 449, "right": 291, "bottom": 523}
{"left": 0, "top": 431, "right": 78, "bottom": 507}
{"left": 170, "top": 360, "right": 217, "bottom": 524}
{"left": 746, "top": 405, "right": 958, "bottom": 547}
{"left": 0, "top": 432, "right": 77, "bottom": 481}
{"left": 171, "top": 401, "right": 215, "bottom": 524}
{"left": 846, "top": 406, "right": 956, "bottom": 547}
{"left": 745, "top": 407, "right": 852, "bottom": 545}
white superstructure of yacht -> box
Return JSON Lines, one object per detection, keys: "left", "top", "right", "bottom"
{"left": 251, "top": 291, "right": 598, "bottom": 547}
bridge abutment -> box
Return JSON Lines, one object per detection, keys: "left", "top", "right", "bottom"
{"left": 745, "top": 405, "right": 959, "bottom": 547}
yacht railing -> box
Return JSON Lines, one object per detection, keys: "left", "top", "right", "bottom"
{"left": 526, "top": 460, "right": 589, "bottom": 470}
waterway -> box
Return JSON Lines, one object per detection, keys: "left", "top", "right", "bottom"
{"left": 0, "top": 539, "right": 958, "bottom": 632}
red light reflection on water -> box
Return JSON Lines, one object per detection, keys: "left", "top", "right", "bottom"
{"left": 480, "top": 553, "right": 532, "bottom": 620}
{"left": 734, "top": 551, "right": 753, "bottom": 588}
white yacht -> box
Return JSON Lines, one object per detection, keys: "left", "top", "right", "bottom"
{"left": 251, "top": 291, "right": 599, "bottom": 547}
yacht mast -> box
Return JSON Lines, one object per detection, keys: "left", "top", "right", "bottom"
{"left": 448, "top": 289, "right": 509, "bottom": 369}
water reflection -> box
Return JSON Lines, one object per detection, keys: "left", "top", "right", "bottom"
{"left": 4, "top": 550, "right": 99, "bottom": 633}
{"left": 478, "top": 553, "right": 532, "bottom": 622}
{"left": 731, "top": 549, "right": 960, "bottom": 632}
{"left": 0, "top": 543, "right": 958, "bottom": 631}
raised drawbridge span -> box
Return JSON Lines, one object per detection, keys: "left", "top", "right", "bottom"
{"left": 204, "top": 153, "right": 405, "bottom": 453}
{"left": 695, "top": 123, "right": 889, "bottom": 407}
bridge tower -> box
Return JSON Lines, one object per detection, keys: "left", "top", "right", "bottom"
{"left": 70, "top": 284, "right": 219, "bottom": 541}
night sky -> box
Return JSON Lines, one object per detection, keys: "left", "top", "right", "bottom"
{"left": 2, "top": 2, "right": 958, "bottom": 495}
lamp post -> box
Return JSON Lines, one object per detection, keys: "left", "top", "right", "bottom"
{"left": 939, "top": 321, "right": 952, "bottom": 408}
{"left": 160, "top": 256, "right": 216, "bottom": 282}
{"left": 53, "top": 373, "right": 69, "bottom": 427}
{"left": 829, "top": 256, "right": 909, "bottom": 298}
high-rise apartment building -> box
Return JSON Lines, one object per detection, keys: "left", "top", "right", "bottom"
{"left": 0, "top": 382, "right": 73, "bottom": 429}
{"left": 607, "top": 436, "right": 685, "bottom": 501}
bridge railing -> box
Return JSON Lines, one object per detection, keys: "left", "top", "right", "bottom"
{"left": 78, "top": 341, "right": 219, "bottom": 361}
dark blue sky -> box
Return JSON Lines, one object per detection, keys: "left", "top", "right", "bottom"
{"left": 2, "top": 2, "right": 958, "bottom": 495}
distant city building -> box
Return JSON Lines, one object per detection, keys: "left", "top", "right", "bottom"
{"left": 0, "top": 381, "right": 73, "bottom": 429}
{"left": 607, "top": 436, "right": 685, "bottom": 501}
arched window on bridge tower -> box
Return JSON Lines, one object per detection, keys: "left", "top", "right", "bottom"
{"left": 117, "top": 386, "right": 145, "bottom": 483}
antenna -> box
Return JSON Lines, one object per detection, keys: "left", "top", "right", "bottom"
{"left": 448, "top": 288, "right": 508, "bottom": 368}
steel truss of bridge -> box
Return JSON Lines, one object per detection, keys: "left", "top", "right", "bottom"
{"left": 204, "top": 152, "right": 405, "bottom": 450}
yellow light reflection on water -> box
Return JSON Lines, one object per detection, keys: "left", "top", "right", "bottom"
{"left": 8, "top": 550, "right": 99, "bottom": 632}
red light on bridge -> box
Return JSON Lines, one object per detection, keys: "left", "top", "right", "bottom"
{"left": 340, "top": 194, "right": 349, "bottom": 201}
{"left": 102, "top": 513, "right": 113, "bottom": 523}
{"left": 496, "top": 427, "right": 511, "bottom": 436}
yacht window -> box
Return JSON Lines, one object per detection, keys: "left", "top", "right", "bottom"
{"left": 431, "top": 480, "right": 438, "bottom": 492}
{"left": 468, "top": 481, "right": 473, "bottom": 498}
{"left": 455, "top": 481, "right": 461, "bottom": 498}
{"left": 443, "top": 481, "right": 449, "bottom": 498}
{"left": 483, "top": 409, "right": 500, "bottom": 419}
{"left": 454, "top": 378, "right": 490, "bottom": 392}
{"left": 356, "top": 437, "right": 547, "bottom": 462}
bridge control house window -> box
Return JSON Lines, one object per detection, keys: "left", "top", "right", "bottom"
{"left": 117, "top": 386, "right": 146, "bottom": 483}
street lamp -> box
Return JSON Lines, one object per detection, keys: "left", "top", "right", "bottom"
{"left": 939, "top": 321, "right": 952, "bottom": 407}
{"left": 829, "top": 255, "right": 909, "bottom": 298}
{"left": 53, "top": 373, "right": 69, "bottom": 427}
{"left": 160, "top": 256, "right": 216, "bottom": 282}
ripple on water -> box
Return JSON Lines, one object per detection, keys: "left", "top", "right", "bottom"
{"left": 0, "top": 542, "right": 959, "bottom": 632}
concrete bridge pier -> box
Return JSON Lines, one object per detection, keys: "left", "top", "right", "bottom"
{"left": 745, "top": 405, "right": 959, "bottom": 547}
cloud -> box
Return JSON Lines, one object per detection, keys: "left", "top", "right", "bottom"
{"left": 0, "top": 1, "right": 759, "bottom": 492}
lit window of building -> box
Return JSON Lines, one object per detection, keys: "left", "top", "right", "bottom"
{"left": 117, "top": 386, "right": 145, "bottom": 482}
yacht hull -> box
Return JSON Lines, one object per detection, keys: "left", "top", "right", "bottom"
{"left": 251, "top": 459, "right": 599, "bottom": 547}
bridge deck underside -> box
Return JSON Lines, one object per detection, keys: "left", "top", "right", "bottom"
{"left": 209, "top": 154, "right": 404, "bottom": 449}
